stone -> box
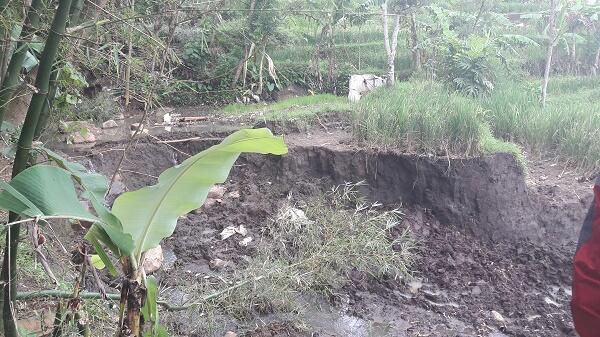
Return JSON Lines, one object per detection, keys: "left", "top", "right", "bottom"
{"left": 491, "top": 310, "right": 505, "bottom": 323}
{"left": 209, "top": 258, "right": 227, "bottom": 270}
{"left": 143, "top": 245, "right": 164, "bottom": 274}
{"left": 130, "top": 122, "right": 144, "bottom": 131}
{"left": 224, "top": 332, "right": 237, "bottom": 337}
{"left": 227, "top": 190, "right": 241, "bottom": 199}
{"left": 102, "top": 119, "right": 118, "bottom": 129}
{"left": 471, "top": 285, "right": 482, "bottom": 296}
{"left": 208, "top": 186, "right": 226, "bottom": 199}
{"left": 114, "top": 112, "right": 125, "bottom": 120}
{"left": 69, "top": 130, "right": 96, "bottom": 144}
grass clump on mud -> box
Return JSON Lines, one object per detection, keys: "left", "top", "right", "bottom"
{"left": 353, "top": 81, "right": 520, "bottom": 160}
{"left": 163, "top": 183, "right": 416, "bottom": 335}
{"left": 483, "top": 78, "right": 600, "bottom": 169}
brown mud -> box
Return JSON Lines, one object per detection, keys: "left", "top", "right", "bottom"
{"left": 55, "top": 114, "right": 592, "bottom": 337}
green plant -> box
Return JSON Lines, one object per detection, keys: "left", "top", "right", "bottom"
{"left": 354, "top": 81, "right": 486, "bottom": 155}
{"left": 0, "top": 128, "right": 287, "bottom": 336}
{"left": 70, "top": 91, "right": 122, "bottom": 122}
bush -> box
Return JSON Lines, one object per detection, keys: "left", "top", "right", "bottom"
{"left": 69, "top": 91, "right": 122, "bottom": 122}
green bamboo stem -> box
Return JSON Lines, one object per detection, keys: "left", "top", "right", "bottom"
{"left": 34, "top": 66, "right": 58, "bottom": 138}
{"left": 0, "top": 0, "right": 44, "bottom": 127}
{"left": 0, "top": 0, "right": 73, "bottom": 336}
{"left": 34, "top": 0, "right": 84, "bottom": 138}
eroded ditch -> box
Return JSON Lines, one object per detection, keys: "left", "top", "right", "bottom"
{"left": 64, "top": 129, "right": 587, "bottom": 337}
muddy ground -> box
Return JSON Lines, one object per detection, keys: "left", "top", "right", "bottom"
{"left": 29, "top": 110, "right": 592, "bottom": 337}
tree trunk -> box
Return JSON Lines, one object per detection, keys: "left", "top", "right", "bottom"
{"left": 542, "top": 0, "right": 557, "bottom": 107}
{"left": 409, "top": 11, "right": 421, "bottom": 71}
{"left": 0, "top": 0, "right": 9, "bottom": 84}
{"left": 0, "top": 1, "right": 73, "bottom": 336}
{"left": 124, "top": 0, "right": 134, "bottom": 108}
{"left": 382, "top": 2, "right": 401, "bottom": 86}
{"left": 593, "top": 45, "right": 600, "bottom": 76}
{"left": 0, "top": 0, "right": 44, "bottom": 126}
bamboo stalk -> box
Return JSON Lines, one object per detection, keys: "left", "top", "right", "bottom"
{"left": 0, "top": 0, "right": 44, "bottom": 126}
{"left": 0, "top": 1, "right": 73, "bottom": 336}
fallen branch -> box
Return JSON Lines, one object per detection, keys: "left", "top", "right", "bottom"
{"left": 156, "top": 136, "right": 222, "bottom": 144}
{"left": 16, "top": 276, "right": 264, "bottom": 311}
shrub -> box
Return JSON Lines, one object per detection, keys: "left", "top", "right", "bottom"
{"left": 70, "top": 91, "right": 122, "bottom": 122}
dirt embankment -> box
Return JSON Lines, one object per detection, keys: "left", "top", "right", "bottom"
{"left": 66, "top": 128, "right": 588, "bottom": 337}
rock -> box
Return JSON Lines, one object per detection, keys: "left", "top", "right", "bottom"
{"left": 487, "top": 333, "right": 509, "bottom": 337}
{"left": 491, "top": 310, "right": 505, "bottom": 323}
{"left": 130, "top": 128, "right": 149, "bottom": 137}
{"left": 69, "top": 130, "right": 96, "bottom": 144}
{"left": 239, "top": 236, "right": 253, "bottom": 246}
{"left": 102, "top": 119, "right": 118, "bottom": 129}
{"left": 114, "top": 112, "right": 125, "bottom": 120}
{"left": 143, "top": 245, "right": 164, "bottom": 274}
{"left": 408, "top": 280, "right": 423, "bottom": 294}
{"left": 208, "top": 186, "right": 226, "bottom": 199}
{"left": 130, "top": 122, "right": 144, "bottom": 131}
{"left": 209, "top": 258, "right": 227, "bottom": 270}
{"left": 471, "top": 285, "right": 482, "bottom": 295}
{"left": 224, "top": 332, "right": 237, "bottom": 337}
{"left": 162, "top": 248, "right": 177, "bottom": 270}
{"left": 227, "top": 190, "right": 241, "bottom": 199}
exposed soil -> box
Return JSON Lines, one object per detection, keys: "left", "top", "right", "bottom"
{"left": 45, "top": 112, "right": 591, "bottom": 337}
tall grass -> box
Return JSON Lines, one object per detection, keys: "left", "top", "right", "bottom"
{"left": 483, "top": 78, "right": 600, "bottom": 169}
{"left": 353, "top": 81, "right": 489, "bottom": 156}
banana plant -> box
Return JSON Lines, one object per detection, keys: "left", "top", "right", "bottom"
{"left": 0, "top": 128, "right": 287, "bottom": 336}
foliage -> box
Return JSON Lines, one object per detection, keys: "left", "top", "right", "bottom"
{"left": 70, "top": 91, "right": 122, "bottom": 122}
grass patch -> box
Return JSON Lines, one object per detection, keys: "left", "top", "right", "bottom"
{"left": 482, "top": 78, "right": 600, "bottom": 170}
{"left": 222, "top": 94, "right": 348, "bottom": 115}
{"left": 353, "top": 81, "right": 488, "bottom": 156}
{"left": 222, "top": 94, "right": 351, "bottom": 127}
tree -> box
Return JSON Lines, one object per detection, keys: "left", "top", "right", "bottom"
{"left": 542, "top": 0, "right": 558, "bottom": 107}
{"left": 382, "top": 0, "right": 402, "bottom": 85}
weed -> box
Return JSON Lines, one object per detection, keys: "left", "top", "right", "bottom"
{"left": 67, "top": 91, "right": 122, "bottom": 123}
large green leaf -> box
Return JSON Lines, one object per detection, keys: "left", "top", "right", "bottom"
{"left": 112, "top": 128, "right": 287, "bottom": 260}
{"left": 40, "top": 148, "right": 135, "bottom": 255}
{"left": 0, "top": 165, "right": 95, "bottom": 220}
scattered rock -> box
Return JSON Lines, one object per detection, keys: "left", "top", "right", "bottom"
{"left": 102, "top": 119, "right": 118, "bottom": 129}
{"left": 220, "top": 225, "right": 248, "bottom": 240}
{"left": 227, "top": 190, "right": 241, "bottom": 199}
{"left": 143, "top": 245, "right": 164, "bottom": 274}
{"left": 130, "top": 128, "right": 149, "bottom": 137}
{"left": 69, "top": 130, "right": 96, "bottom": 144}
{"left": 209, "top": 186, "right": 227, "bottom": 199}
{"left": 209, "top": 258, "right": 228, "bottom": 270}
{"left": 408, "top": 280, "right": 423, "bottom": 294}
{"left": 130, "top": 122, "right": 144, "bottom": 131}
{"left": 544, "top": 296, "right": 560, "bottom": 307}
{"left": 491, "top": 310, "right": 505, "bottom": 323}
{"left": 239, "top": 236, "right": 253, "bottom": 246}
